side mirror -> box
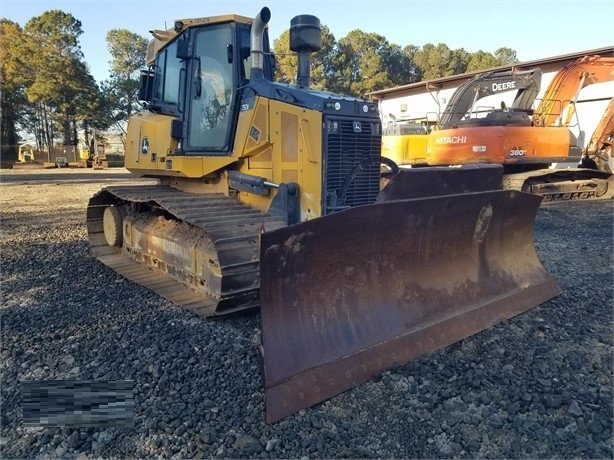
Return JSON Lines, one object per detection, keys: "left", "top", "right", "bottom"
{"left": 176, "top": 39, "right": 189, "bottom": 60}
{"left": 138, "top": 69, "right": 154, "bottom": 102}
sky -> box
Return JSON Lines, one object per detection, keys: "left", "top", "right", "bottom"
{"left": 1, "top": 0, "right": 612, "bottom": 84}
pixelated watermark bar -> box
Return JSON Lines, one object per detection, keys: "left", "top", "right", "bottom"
{"left": 22, "top": 380, "right": 134, "bottom": 427}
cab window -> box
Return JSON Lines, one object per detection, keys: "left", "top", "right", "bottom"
{"left": 153, "top": 40, "right": 181, "bottom": 106}
{"left": 187, "top": 25, "right": 235, "bottom": 151}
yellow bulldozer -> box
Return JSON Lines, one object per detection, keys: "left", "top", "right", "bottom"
{"left": 87, "top": 7, "right": 561, "bottom": 423}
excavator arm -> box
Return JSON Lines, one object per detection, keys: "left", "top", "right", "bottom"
{"left": 584, "top": 97, "right": 614, "bottom": 170}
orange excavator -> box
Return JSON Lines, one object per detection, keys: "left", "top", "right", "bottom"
{"left": 381, "top": 68, "right": 542, "bottom": 166}
{"left": 425, "top": 55, "right": 614, "bottom": 201}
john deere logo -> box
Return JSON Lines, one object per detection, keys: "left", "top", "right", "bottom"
{"left": 140, "top": 137, "right": 149, "bottom": 155}
{"left": 353, "top": 121, "right": 362, "bottom": 133}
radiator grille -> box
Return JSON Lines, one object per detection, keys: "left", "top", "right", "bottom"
{"left": 323, "top": 117, "right": 382, "bottom": 215}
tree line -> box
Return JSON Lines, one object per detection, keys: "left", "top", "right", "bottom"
{"left": 0, "top": 11, "right": 147, "bottom": 160}
{"left": 1, "top": 10, "right": 518, "bottom": 160}
{"left": 273, "top": 26, "right": 518, "bottom": 97}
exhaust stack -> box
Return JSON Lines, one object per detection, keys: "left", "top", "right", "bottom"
{"left": 289, "top": 15, "right": 321, "bottom": 88}
{"left": 250, "top": 7, "right": 271, "bottom": 79}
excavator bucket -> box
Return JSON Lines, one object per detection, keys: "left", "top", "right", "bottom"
{"left": 260, "top": 165, "right": 561, "bottom": 423}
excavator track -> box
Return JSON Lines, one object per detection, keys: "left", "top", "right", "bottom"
{"left": 503, "top": 168, "right": 614, "bottom": 202}
{"left": 87, "top": 185, "right": 286, "bottom": 317}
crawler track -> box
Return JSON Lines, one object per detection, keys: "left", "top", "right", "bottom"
{"left": 87, "top": 185, "right": 285, "bottom": 316}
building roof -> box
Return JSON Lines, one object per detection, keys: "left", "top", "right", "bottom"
{"left": 367, "top": 46, "right": 614, "bottom": 99}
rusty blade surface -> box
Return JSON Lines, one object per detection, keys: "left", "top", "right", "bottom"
{"left": 260, "top": 189, "right": 561, "bottom": 423}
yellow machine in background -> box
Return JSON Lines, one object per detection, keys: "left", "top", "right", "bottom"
{"left": 87, "top": 7, "right": 560, "bottom": 423}
{"left": 78, "top": 132, "right": 107, "bottom": 168}
{"left": 17, "top": 144, "right": 36, "bottom": 163}
{"left": 381, "top": 117, "right": 432, "bottom": 165}
{"left": 13, "top": 144, "right": 45, "bottom": 169}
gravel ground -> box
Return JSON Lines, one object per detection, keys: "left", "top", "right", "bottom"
{"left": 1, "top": 168, "right": 612, "bottom": 459}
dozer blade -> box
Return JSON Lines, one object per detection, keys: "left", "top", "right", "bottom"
{"left": 379, "top": 163, "right": 506, "bottom": 200}
{"left": 260, "top": 188, "right": 561, "bottom": 423}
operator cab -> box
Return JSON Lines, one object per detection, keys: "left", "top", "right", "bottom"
{"left": 138, "top": 17, "right": 274, "bottom": 155}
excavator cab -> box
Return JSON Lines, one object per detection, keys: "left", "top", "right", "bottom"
{"left": 87, "top": 7, "right": 561, "bottom": 423}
